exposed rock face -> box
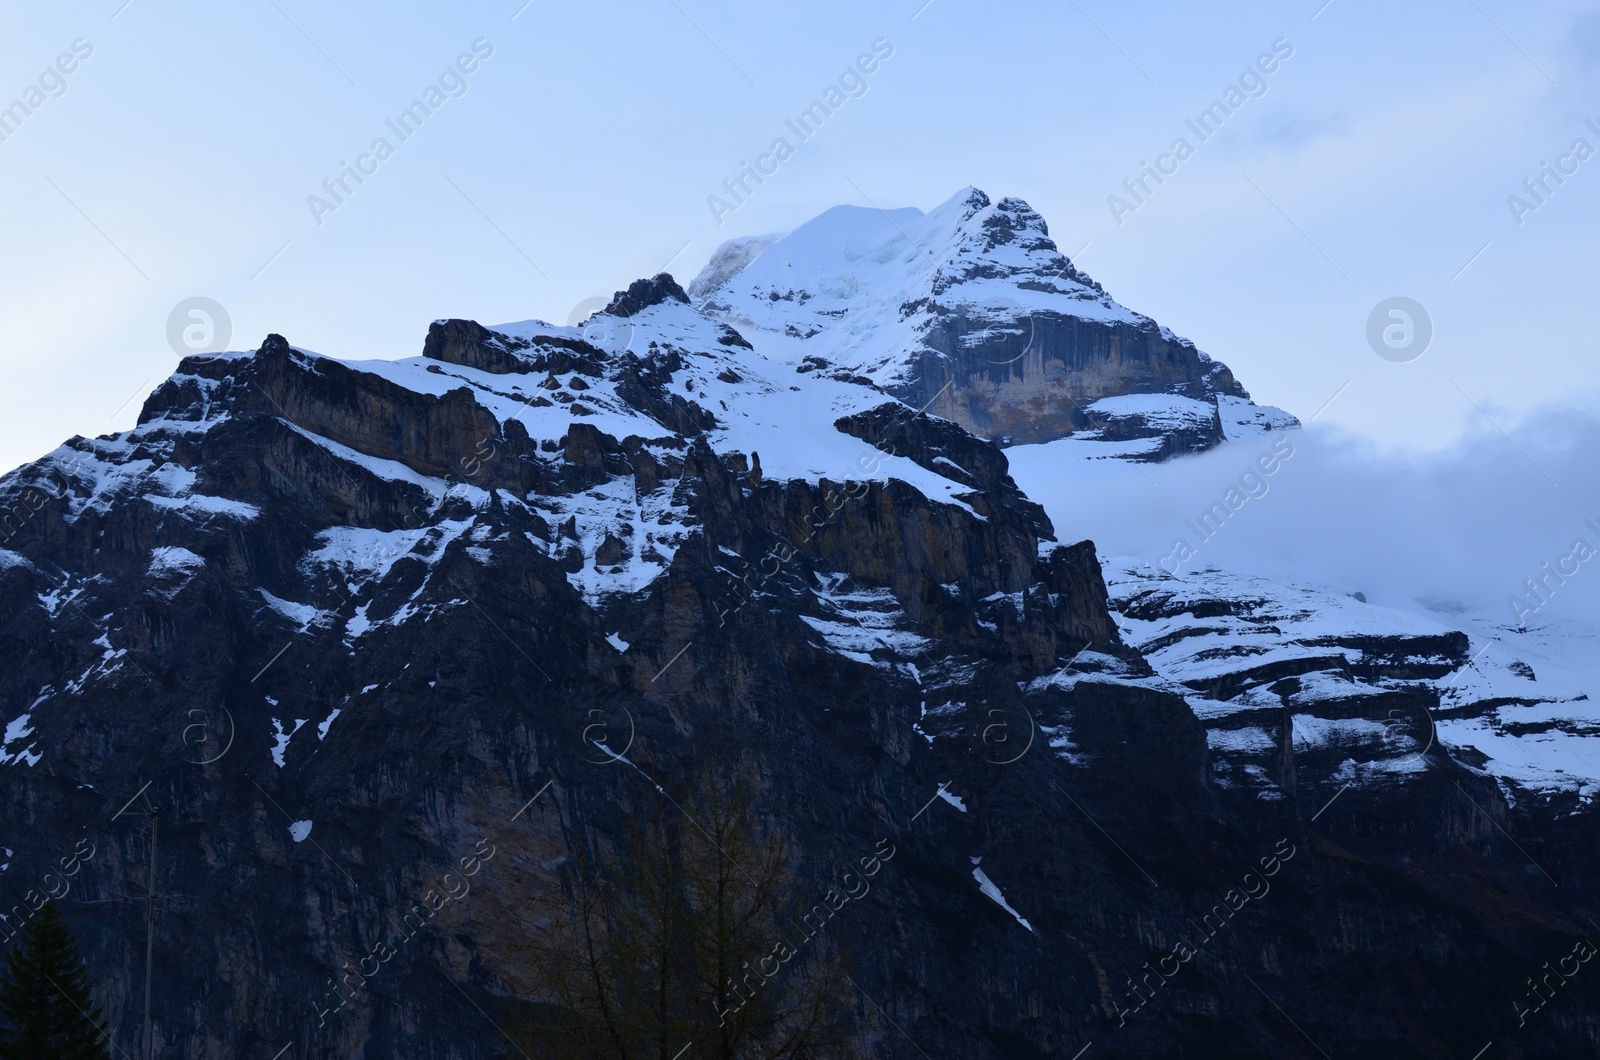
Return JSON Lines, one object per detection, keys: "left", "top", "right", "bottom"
{"left": 1105, "top": 559, "right": 1600, "bottom": 817}
{"left": 602, "top": 272, "right": 690, "bottom": 317}
{"left": 0, "top": 273, "right": 1595, "bottom": 1059}
{"left": 692, "top": 188, "right": 1299, "bottom": 456}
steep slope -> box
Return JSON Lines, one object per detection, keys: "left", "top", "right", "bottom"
{"left": 1103, "top": 559, "right": 1600, "bottom": 813}
{"left": 0, "top": 268, "right": 1595, "bottom": 1059}
{"left": 0, "top": 281, "right": 1124, "bottom": 1057}
{"left": 691, "top": 188, "right": 1298, "bottom": 458}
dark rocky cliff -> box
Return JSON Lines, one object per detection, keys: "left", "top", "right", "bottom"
{"left": 0, "top": 288, "right": 1594, "bottom": 1058}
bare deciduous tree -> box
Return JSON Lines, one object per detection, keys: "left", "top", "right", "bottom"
{"left": 507, "top": 766, "right": 870, "bottom": 1060}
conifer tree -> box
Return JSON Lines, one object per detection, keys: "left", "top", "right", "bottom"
{"left": 0, "top": 902, "right": 110, "bottom": 1060}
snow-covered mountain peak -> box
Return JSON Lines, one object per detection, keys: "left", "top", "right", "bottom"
{"left": 691, "top": 187, "right": 1110, "bottom": 344}
{"left": 691, "top": 187, "right": 1296, "bottom": 457}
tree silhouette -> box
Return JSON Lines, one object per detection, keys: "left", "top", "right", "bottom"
{"left": 0, "top": 902, "right": 109, "bottom": 1060}
{"left": 508, "top": 766, "right": 869, "bottom": 1059}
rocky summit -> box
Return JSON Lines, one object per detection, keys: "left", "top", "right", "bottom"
{"left": 691, "top": 188, "right": 1298, "bottom": 458}
{"left": 0, "top": 190, "right": 1596, "bottom": 1058}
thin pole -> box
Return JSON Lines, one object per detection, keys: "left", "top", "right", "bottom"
{"left": 143, "top": 811, "right": 156, "bottom": 1060}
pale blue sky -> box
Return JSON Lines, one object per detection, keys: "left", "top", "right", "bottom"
{"left": 1, "top": 0, "right": 1597, "bottom": 471}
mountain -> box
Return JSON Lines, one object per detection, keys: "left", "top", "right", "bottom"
{"left": 690, "top": 187, "right": 1298, "bottom": 459}
{"left": 1099, "top": 558, "right": 1600, "bottom": 812}
{"left": 0, "top": 192, "right": 1595, "bottom": 1058}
